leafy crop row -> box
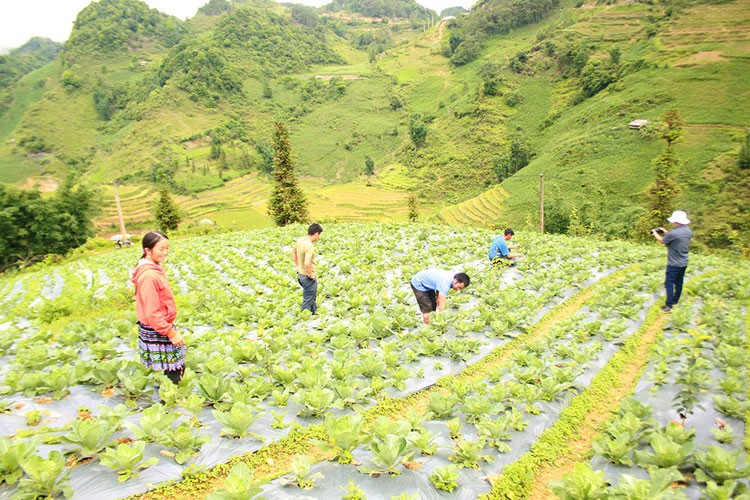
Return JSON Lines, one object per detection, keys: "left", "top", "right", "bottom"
{"left": 555, "top": 269, "right": 750, "bottom": 499}
{"left": 1, "top": 223, "right": 743, "bottom": 499}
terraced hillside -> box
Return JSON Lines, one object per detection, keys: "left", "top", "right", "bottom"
{"left": 96, "top": 174, "right": 416, "bottom": 234}
{"left": 97, "top": 174, "right": 273, "bottom": 232}
{"left": 438, "top": 185, "right": 511, "bottom": 227}
{"left": 0, "top": 224, "right": 746, "bottom": 499}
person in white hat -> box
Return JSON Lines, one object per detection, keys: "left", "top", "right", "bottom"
{"left": 651, "top": 210, "right": 692, "bottom": 313}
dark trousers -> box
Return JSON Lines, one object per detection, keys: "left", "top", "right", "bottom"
{"left": 298, "top": 274, "right": 318, "bottom": 314}
{"left": 164, "top": 365, "right": 184, "bottom": 385}
{"left": 665, "top": 265, "right": 687, "bottom": 307}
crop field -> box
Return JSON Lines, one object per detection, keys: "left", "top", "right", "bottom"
{"left": 0, "top": 223, "right": 747, "bottom": 499}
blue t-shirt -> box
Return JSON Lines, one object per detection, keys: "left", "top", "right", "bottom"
{"left": 411, "top": 270, "right": 454, "bottom": 296}
{"left": 488, "top": 236, "right": 510, "bottom": 260}
{"left": 662, "top": 224, "right": 692, "bottom": 267}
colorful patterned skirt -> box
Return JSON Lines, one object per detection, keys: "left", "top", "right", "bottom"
{"left": 137, "top": 322, "right": 186, "bottom": 371}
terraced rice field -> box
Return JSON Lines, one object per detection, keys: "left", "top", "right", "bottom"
{"left": 439, "top": 185, "right": 511, "bottom": 226}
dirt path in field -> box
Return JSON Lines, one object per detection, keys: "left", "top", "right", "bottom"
{"left": 525, "top": 313, "right": 668, "bottom": 499}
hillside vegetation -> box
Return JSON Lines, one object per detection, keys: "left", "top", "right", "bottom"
{"left": 0, "top": 0, "right": 747, "bottom": 251}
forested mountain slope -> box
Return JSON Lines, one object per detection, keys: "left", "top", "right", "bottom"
{"left": 0, "top": 0, "right": 747, "bottom": 252}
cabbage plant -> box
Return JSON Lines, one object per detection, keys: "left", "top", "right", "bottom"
{"left": 61, "top": 418, "right": 116, "bottom": 458}
{"left": 99, "top": 441, "right": 159, "bottom": 482}
{"left": 212, "top": 402, "right": 263, "bottom": 439}
{"left": 206, "top": 462, "right": 265, "bottom": 500}
{"left": 15, "top": 451, "right": 72, "bottom": 499}
{"left": 0, "top": 436, "right": 37, "bottom": 484}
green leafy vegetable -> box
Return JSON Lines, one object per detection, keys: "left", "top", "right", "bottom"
{"left": 61, "top": 418, "right": 115, "bottom": 458}
{"left": 0, "top": 436, "right": 37, "bottom": 485}
{"left": 99, "top": 441, "right": 159, "bottom": 482}
{"left": 15, "top": 450, "right": 72, "bottom": 499}
{"left": 206, "top": 462, "right": 265, "bottom": 499}
{"left": 212, "top": 401, "right": 263, "bottom": 439}
{"left": 313, "top": 414, "right": 364, "bottom": 464}
{"left": 430, "top": 464, "right": 460, "bottom": 492}
{"left": 550, "top": 463, "right": 607, "bottom": 500}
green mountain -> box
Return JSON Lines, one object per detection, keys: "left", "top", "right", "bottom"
{"left": 0, "top": 38, "right": 61, "bottom": 112}
{"left": 0, "top": 0, "right": 748, "bottom": 252}
{"left": 323, "top": 0, "right": 435, "bottom": 19}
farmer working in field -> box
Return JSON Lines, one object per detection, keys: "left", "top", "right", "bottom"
{"left": 488, "top": 227, "right": 523, "bottom": 264}
{"left": 410, "top": 269, "right": 470, "bottom": 324}
{"left": 292, "top": 223, "right": 323, "bottom": 315}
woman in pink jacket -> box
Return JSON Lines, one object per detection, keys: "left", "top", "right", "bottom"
{"left": 131, "top": 231, "right": 186, "bottom": 384}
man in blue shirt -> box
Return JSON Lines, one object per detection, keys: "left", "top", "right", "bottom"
{"left": 489, "top": 228, "right": 523, "bottom": 263}
{"left": 410, "top": 269, "right": 470, "bottom": 324}
{"left": 652, "top": 210, "right": 692, "bottom": 313}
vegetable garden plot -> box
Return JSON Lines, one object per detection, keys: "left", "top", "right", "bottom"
{"left": 252, "top": 259, "right": 668, "bottom": 498}
{"left": 0, "top": 223, "right": 684, "bottom": 499}
{"left": 555, "top": 265, "right": 750, "bottom": 500}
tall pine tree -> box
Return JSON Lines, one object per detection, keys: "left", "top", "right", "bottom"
{"left": 268, "top": 122, "right": 308, "bottom": 226}
{"left": 154, "top": 188, "right": 182, "bottom": 234}
{"left": 637, "top": 109, "right": 684, "bottom": 237}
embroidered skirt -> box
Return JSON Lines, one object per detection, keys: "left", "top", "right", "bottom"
{"left": 137, "top": 322, "right": 186, "bottom": 371}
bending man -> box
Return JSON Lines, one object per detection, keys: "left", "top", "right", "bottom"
{"left": 410, "top": 269, "right": 470, "bottom": 324}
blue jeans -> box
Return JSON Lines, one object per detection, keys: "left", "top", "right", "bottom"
{"left": 665, "top": 265, "right": 687, "bottom": 307}
{"left": 298, "top": 274, "right": 318, "bottom": 314}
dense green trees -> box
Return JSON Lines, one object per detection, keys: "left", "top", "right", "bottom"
{"left": 268, "top": 123, "right": 308, "bottom": 226}
{"left": 199, "top": 0, "right": 232, "bottom": 16}
{"left": 409, "top": 115, "right": 428, "bottom": 149}
{"left": 494, "top": 139, "right": 533, "bottom": 182}
{"left": 580, "top": 58, "right": 617, "bottom": 98}
{"left": 211, "top": 8, "right": 342, "bottom": 76}
{"left": 478, "top": 62, "right": 503, "bottom": 96}
{"left": 441, "top": 7, "right": 468, "bottom": 17}
{"left": 256, "top": 142, "right": 275, "bottom": 175}
{"left": 0, "top": 37, "right": 61, "bottom": 114}
{"left": 157, "top": 39, "right": 243, "bottom": 107}
{"left": 407, "top": 194, "right": 419, "bottom": 222}
{"left": 449, "top": 0, "right": 560, "bottom": 65}
{"left": 65, "top": 0, "right": 186, "bottom": 55}
{"left": 325, "top": 0, "right": 433, "bottom": 20}
{"left": 0, "top": 180, "right": 99, "bottom": 269}
{"left": 0, "top": 38, "right": 60, "bottom": 89}
{"left": 364, "top": 156, "right": 375, "bottom": 177}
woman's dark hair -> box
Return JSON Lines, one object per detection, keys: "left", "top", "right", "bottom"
{"left": 139, "top": 231, "right": 168, "bottom": 263}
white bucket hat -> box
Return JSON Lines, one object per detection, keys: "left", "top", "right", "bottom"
{"left": 667, "top": 210, "right": 691, "bottom": 225}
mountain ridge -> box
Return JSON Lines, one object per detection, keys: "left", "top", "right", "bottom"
{"left": 0, "top": 0, "right": 748, "bottom": 252}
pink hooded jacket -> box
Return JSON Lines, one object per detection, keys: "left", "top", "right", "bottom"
{"left": 131, "top": 260, "right": 177, "bottom": 338}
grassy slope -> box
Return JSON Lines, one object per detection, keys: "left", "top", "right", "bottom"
{"left": 446, "top": 0, "right": 750, "bottom": 241}
{"left": 0, "top": 63, "right": 57, "bottom": 183}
